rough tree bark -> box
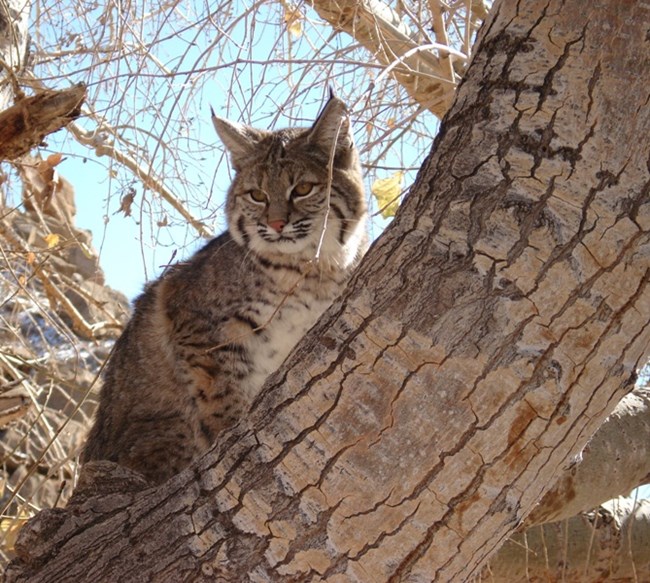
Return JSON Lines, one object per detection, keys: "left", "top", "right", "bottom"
{"left": 7, "top": 0, "right": 650, "bottom": 581}
{"left": 481, "top": 387, "right": 650, "bottom": 581}
{"left": 312, "top": 0, "right": 650, "bottom": 537}
{"left": 525, "top": 386, "right": 650, "bottom": 527}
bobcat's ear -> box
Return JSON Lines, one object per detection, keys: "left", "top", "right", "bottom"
{"left": 211, "top": 108, "right": 265, "bottom": 170}
{"left": 307, "top": 95, "right": 354, "bottom": 159}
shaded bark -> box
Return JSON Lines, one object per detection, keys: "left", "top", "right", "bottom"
{"left": 7, "top": 0, "right": 650, "bottom": 581}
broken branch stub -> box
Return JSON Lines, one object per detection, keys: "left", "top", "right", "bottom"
{"left": 0, "top": 84, "right": 86, "bottom": 161}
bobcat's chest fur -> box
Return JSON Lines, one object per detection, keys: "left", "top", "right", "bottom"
{"left": 242, "top": 279, "right": 332, "bottom": 400}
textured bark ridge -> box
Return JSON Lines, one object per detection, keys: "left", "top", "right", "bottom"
{"left": 7, "top": 0, "right": 650, "bottom": 581}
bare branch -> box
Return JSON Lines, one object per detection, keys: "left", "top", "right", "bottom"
{"left": 67, "top": 121, "right": 213, "bottom": 240}
{"left": 308, "top": 0, "right": 474, "bottom": 116}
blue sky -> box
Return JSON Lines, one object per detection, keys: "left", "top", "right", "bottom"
{"left": 30, "top": 1, "right": 437, "bottom": 299}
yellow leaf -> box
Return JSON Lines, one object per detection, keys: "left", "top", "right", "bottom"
{"left": 44, "top": 233, "right": 60, "bottom": 248}
{"left": 284, "top": 5, "right": 302, "bottom": 38}
{"left": 288, "top": 19, "right": 302, "bottom": 37}
{"left": 371, "top": 171, "right": 403, "bottom": 219}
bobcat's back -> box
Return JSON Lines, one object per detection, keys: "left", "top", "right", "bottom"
{"left": 83, "top": 96, "right": 367, "bottom": 483}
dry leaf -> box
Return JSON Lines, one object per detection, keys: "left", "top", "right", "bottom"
{"left": 46, "top": 152, "right": 64, "bottom": 167}
{"left": 371, "top": 171, "right": 403, "bottom": 219}
{"left": 26, "top": 251, "right": 36, "bottom": 264}
{"left": 116, "top": 188, "right": 136, "bottom": 217}
{"left": 1, "top": 515, "right": 31, "bottom": 552}
{"left": 44, "top": 233, "right": 60, "bottom": 248}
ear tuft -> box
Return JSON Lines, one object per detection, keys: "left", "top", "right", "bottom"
{"left": 211, "top": 109, "right": 266, "bottom": 170}
{"left": 307, "top": 95, "right": 354, "bottom": 157}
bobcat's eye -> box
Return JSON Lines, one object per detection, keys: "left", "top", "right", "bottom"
{"left": 247, "top": 189, "right": 266, "bottom": 204}
{"left": 292, "top": 182, "right": 314, "bottom": 198}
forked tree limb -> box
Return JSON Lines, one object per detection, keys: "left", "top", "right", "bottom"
{"left": 525, "top": 386, "right": 650, "bottom": 527}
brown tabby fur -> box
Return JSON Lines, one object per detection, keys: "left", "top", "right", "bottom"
{"left": 82, "top": 96, "right": 367, "bottom": 483}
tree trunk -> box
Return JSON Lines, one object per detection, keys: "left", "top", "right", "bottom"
{"left": 0, "top": 0, "right": 30, "bottom": 109}
{"left": 7, "top": 0, "right": 649, "bottom": 581}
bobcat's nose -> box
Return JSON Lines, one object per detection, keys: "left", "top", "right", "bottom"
{"left": 268, "top": 219, "right": 286, "bottom": 233}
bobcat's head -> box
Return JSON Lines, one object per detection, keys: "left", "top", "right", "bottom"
{"left": 212, "top": 95, "right": 366, "bottom": 267}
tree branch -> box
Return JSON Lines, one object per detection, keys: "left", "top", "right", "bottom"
{"left": 0, "top": 84, "right": 86, "bottom": 161}
{"left": 67, "top": 121, "right": 213, "bottom": 239}
{"left": 309, "top": 0, "right": 460, "bottom": 117}
{"left": 526, "top": 386, "right": 650, "bottom": 527}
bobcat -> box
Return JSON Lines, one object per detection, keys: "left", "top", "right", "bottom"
{"left": 82, "top": 95, "right": 368, "bottom": 484}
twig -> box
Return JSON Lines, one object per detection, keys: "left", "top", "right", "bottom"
{"left": 67, "top": 121, "right": 212, "bottom": 239}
